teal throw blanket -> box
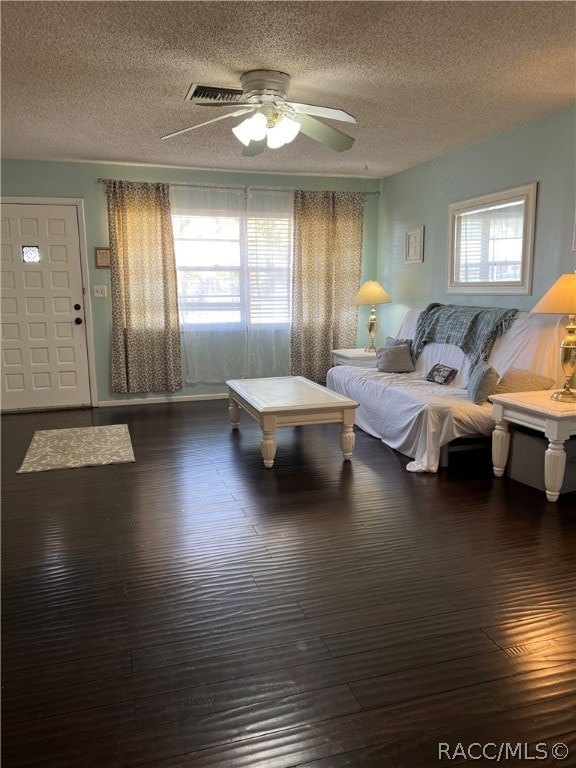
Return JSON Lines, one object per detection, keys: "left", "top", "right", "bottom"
{"left": 412, "top": 303, "right": 518, "bottom": 370}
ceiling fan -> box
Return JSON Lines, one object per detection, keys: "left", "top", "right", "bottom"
{"left": 161, "top": 70, "right": 356, "bottom": 156}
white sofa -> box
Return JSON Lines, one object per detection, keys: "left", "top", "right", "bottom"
{"left": 327, "top": 306, "right": 564, "bottom": 473}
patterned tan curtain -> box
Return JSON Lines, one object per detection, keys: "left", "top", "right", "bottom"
{"left": 290, "top": 191, "right": 365, "bottom": 382}
{"left": 105, "top": 180, "right": 182, "bottom": 393}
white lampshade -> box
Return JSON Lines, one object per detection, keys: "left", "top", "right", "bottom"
{"left": 232, "top": 112, "right": 267, "bottom": 146}
{"left": 266, "top": 116, "right": 301, "bottom": 149}
{"left": 353, "top": 280, "right": 392, "bottom": 306}
{"left": 531, "top": 273, "right": 576, "bottom": 315}
{"left": 532, "top": 272, "right": 576, "bottom": 403}
{"left": 233, "top": 111, "right": 301, "bottom": 150}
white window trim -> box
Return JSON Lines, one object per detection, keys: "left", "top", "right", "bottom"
{"left": 172, "top": 206, "right": 292, "bottom": 330}
{"left": 447, "top": 182, "right": 537, "bottom": 295}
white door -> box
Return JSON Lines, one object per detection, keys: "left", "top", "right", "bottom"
{"left": 1, "top": 202, "right": 92, "bottom": 410}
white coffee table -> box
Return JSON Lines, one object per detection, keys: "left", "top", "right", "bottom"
{"left": 226, "top": 376, "right": 359, "bottom": 468}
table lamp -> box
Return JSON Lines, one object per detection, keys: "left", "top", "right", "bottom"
{"left": 353, "top": 281, "right": 392, "bottom": 352}
{"left": 531, "top": 272, "right": 576, "bottom": 402}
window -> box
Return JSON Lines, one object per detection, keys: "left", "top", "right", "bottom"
{"left": 447, "top": 182, "right": 537, "bottom": 295}
{"left": 22, "top": 245, "right": 40, "bottom": 263}
{"left": 171, "top": 187, "right": 293, "bottom": 328}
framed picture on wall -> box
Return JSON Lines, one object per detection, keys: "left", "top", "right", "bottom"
{"left": 95, "top": 247, "right": 111, "bottom": 269}
{"left": 405, "top": 226, "right": 424, "bottom": 264}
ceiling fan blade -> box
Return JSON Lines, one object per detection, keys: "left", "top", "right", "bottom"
{"left": 242, "top": 138, "right": 267, "bottom": 157}
{"left": 289, "top": 102, "right": 356, "bottom": 124}
{"left": 295, "top": 114, "right": 355, "bottom": 152}
{"left": 161, "top": 108, "right": 254, "bottom": 140}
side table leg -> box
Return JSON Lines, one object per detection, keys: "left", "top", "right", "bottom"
{"left": 340, "top": 424, "right": 355, "bottom": 460}
{"left": 492, "top": 421, "right": 510, "bottom": 477}
{"left": 228, "top": 397, "right": 240, "bottom": 429}
{"left": 544, "top": 439, "right": 566, "bottom": 503}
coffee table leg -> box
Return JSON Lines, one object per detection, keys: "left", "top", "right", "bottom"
{"left": 260, "top": 415, "right": 277, "bottom": 468}
{"left": 261, "top": 431, "right": 277, "bottom": 468}
{"left": 340, "top": 422, "right": 355, "bottom": 460}
{"left": 228, "top": 395, "right": 240, "bottom": 429}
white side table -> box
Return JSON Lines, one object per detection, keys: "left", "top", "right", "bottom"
{"left": 331, "top": 348, "right": 377, "bottom": 367}
{"left": 489, "top": 390, "right": 576, "bottom": 502}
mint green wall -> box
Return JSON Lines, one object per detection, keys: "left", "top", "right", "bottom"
{"left": 3, "top": 109, "right": 573, "bottom": 402}
{"left": 0, "top": 160, "right": 379, "bottom": 401}
{"left": 377, "top": 107, "right": 576, "bottom": 335}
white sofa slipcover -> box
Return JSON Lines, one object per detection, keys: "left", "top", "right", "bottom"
{"left": 327, "top": 308, "right": 564, "bottom": 473}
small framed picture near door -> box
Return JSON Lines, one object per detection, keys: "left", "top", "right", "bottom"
{"left": 405, "top": 226, "right": 424, "bottom": 264}
{"left": 95, "top": 247, "right": 111, "bottom": 268}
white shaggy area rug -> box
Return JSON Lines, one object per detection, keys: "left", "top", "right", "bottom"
{"left": 17, "top": 424, "right": 135, "bottom": 473}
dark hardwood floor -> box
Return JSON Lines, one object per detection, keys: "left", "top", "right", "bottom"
{"left": 2, "top": 401, "right": 575, "bottom": 768}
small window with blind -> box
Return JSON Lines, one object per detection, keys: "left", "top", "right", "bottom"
{"left": 447, "top": 182, "right": 537, "bottom": 295}
{"left": 171, "top": 187, "right": 293, "bottom": 328}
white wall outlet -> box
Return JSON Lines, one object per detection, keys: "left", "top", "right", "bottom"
{"left": 94, "top": 285, "right": 107, "bottom": 298}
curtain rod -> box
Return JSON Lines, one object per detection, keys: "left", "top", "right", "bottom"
{"left": 97, "top": 178, "right": 379, "bottom": 195}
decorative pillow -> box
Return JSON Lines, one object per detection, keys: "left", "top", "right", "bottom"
{"left": 495, "top": 368, "right": 555, "bottom": 394}
{"left": 384, "top": 336, "right": 414, "bottom": 362}
{"left": 426, "top": 363, "right": 458, "bottom": 385}
{"left": 467, "top": 362, "right": 499, "bottom": 405}
{"left": 376, "top": 344, "right": 415, "bottom": 373}
{"left": 385, "top": 336, "right": 413, "bottom": 349}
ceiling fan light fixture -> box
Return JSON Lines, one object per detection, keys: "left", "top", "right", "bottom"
{"left": 232, "top": 112, "right": 267, "bottom": 146}
{"left": 266, "top": 115, "right": 301, "bottom": 149}
{"left": 174, "top": 69, "right": 356, "bottom": 154}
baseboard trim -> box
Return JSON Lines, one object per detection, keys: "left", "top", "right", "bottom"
{"left": 97, "top": 393, "right": 228, "bottom": 407}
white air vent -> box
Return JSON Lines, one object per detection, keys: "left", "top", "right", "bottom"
{"left": 185, "top": 84, "right": 243, "bottom": 102}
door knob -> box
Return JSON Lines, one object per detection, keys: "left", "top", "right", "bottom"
{"left": 74, "top": 318, "right": 83, "bottom": 325}
{"left": 74, "top": 303, "right": 81, "bottom": 310}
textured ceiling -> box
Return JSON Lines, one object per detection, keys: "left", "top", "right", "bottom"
{"left": 1, "top": 1, "right": 575, "bottom": 178}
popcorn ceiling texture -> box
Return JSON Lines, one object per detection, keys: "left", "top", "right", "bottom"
{"left": 1, "top": 1, "right": 574, "bottom": 177}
